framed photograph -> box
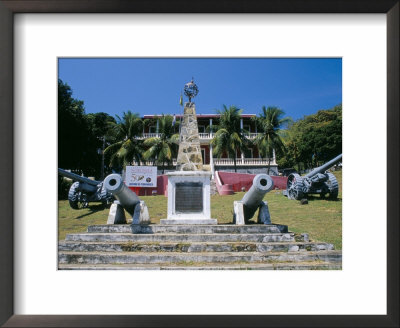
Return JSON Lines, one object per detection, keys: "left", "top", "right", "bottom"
{"left": 1, "top": 1, "right": 398, "bottom": 327}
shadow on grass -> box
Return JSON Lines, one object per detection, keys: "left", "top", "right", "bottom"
{"left": 75, "top": 204, "right": 109, "bottom": 220}
{"left": 305, "top": 196, "right": 342, "bottom": 202}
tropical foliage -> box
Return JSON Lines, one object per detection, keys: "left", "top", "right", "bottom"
{"left": 58, "top": 79, "right": 342, "bottom": 178}
{"left": 277, "top": 105, "right": 342, "bottom": 171}
{"left": 252, "top": 106, "right": 292, "bottom": 174}
{"left": 58, "top": 79, "right": 91, "bottom": 172}
{"left": 103, "top": 111, "right": 144, "bottom": 169}
{"left": 210, "top": 105, "right": 249, "bottom": 172}
{"left": 58, "top": 80, "right": 115, "bottom": 178}
{"left": 142, "top": 115, "right": 180, "bottom": 173}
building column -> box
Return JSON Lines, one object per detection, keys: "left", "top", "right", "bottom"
{"left": 156, "top": 119, "right": 159, "bottom": 134}
{"left": 240, "top": 118, "right": 244, "bottom": 164}
{"left": 272, "top": 148, "right": 276, "bottom": 165}
{"left": 209, "top": 144, "right": 215, "bottom": 179}
{"left": 209, "top": 118, "right": 213, "bottom": 137}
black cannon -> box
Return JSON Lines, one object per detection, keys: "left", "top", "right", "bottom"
{"left": 58, "top": 168, "right": 113, "bottom": 209}
{"left": 233, "top": 174, "right": 274, "bottom": 225}
{"left": 104, "top": 174, "right": 150, "bottom": 225}
{"left": 286, "top": 154, "right": 342, "bottom": 200}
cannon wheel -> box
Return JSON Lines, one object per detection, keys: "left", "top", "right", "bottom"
{"left": 68, "top": 182, "right": 89, "bottom": 209}
{"left": 68, "top": 182, "right": 80, "bottom": 209}
{"left": 286, "top": 173, "right": 304, "bottom": 200}
{"left": 326, "top": 172, "right": 339, "bottom": 199}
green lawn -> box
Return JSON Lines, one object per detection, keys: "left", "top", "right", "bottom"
{"left": 58, "top": 170, "right": 342, "bottom": 249}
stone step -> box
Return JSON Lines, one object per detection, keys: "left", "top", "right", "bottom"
{"left": 58, "top": 250, "right": 342, "bottom": 265}
{"left": 87, "top": 224, "right": 289, "bottom": 234}
{"left": 59, "top": 241, "right": 334, "bottom": 253}
{"left": 218, "top": 183, "right": 234, "bottom": 195}
{"left": 58, "top": 261, "right": 342, "bottom": 270}
{"left": 210, "top": 179, "right": 218, "bottom": 195}
{"left": 65, "top": 233, "right": 295, "bottom": 243}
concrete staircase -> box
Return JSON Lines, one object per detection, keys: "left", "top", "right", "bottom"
{"left": 58, "top": 224, "right": 342, "bottom": 270}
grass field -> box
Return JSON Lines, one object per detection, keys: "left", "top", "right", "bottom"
{"left": 58, "top": 170, "right": 342, "bottom": 249}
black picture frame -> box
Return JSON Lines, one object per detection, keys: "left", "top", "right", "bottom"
{"left": 0, "top": 1, "right": 398, "bottom": 327}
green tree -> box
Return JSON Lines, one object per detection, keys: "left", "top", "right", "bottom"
{"left": 104, "top": 111, "right": 144, "bottom": 170}
{"left": 276, "top": 126, "right": 297, "bottom": 169}
{"left": 86, "top": 112, "right": 116, "bottom": 138}
{"left": 278, "top": 104, "right": 342, "bottom": 171}
{"left": 142, "top": 115, "right": 179, "bottom": 173}
{"left": 253, "top": 106, "right": 292, "bottom": 174}
{"left": 58, "top": 79, "right": 93, "bottom": 175}
{"left": 211, "top": 105, "right": 249, "bottom": 172}
{"left": 295, "top": 104, "right": 342, "bottom": 169}
{"left": 86, "top": 112, "right": 116, "bottom": 178}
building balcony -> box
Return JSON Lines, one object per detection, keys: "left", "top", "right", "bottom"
{"left": 213, "top": 158, "right": 276, "bottom": 166}
{"left": 138, "top": 132, "right": 261, "bottom": 141}
{"left": 136, "top": 133, "right": 162, "bottom": 140}
{"left": 131, "top": 157, "right": 276, "bottom": 167}
{"left": 199, "top": 133, "right": 260, "bottom": 141}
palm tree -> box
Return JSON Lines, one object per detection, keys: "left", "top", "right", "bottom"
{"left": 210, "top": 105, "right": 249, "bottom": 172}
{"left": 142, "top": 115, "right": 179, "bottom": 173}
{"left": 104, "top": 111, "right": 144, "bottom": 169}
{"left": 253, "top": 106, "right": 292, "bottom": 174}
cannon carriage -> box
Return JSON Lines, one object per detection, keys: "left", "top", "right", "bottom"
{"left": 286, "top": 154, "right": 342, "bottom": 200}
{"left": 58, "top": 168, "right": 113, "bottom": 209}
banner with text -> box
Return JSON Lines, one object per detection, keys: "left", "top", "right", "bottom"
{"left": 125, "top": 166, "right": 157, "bottom": 187}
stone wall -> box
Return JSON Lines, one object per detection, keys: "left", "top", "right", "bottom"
{"left": 214, "top": 165, "right": 279, "bottom": 176}
{"left": 217, "top": 171, "right": 288, "bottom": 191}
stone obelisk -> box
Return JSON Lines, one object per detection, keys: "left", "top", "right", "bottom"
{"left": 176, "top": 101, "right": 203, "bottom": 171}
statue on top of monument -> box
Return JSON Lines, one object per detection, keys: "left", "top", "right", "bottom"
{"left": 183, "top": 78, "right": 199, "bottom": 103}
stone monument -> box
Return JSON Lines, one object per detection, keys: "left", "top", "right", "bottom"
{"left": 160, "top": 79, "right": 217, "bottom": 225}
{"left": 176, "top": 102, "right": 203, "bottom": 171}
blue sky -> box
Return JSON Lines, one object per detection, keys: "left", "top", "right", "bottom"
{"left": 58, "top": 58, "right": 341, "bottom": 121}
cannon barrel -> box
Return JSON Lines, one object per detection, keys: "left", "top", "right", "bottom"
{"left": 58, "top": 168, "right": 100, "bottom": 186}
{"left": 104, "top": 174, "right": 141, "bottom": 216}
{"left": 304, "top": 154, "right": 342, "bottom": 178}
{"left": 241, "top": 174, "right": 274, "bottom": 221}
{"left": 58, "top": 168, "right": 100, "bottom": 194}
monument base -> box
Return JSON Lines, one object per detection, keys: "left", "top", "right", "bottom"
{"left": 165, "top": 171, "right": 214, "bottom": 225}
